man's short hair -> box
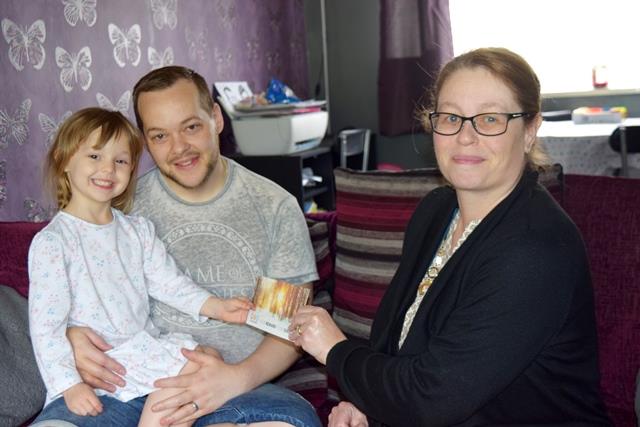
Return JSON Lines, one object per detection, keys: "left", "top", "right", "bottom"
{"left": 132, "top": 66, "right": 214, "bottom": 131}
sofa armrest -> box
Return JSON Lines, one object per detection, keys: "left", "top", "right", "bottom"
{"left": 0, "top": 221, "right": 47, "bottom": 298}
{"left": 0, "top": 285, "right": 46, "bottom": 425}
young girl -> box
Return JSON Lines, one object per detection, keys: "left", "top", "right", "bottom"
{"left": 28, "top": 107, "right": 252, "bottom": 426}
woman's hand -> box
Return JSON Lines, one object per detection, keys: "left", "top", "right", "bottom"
{"left": 66, "top": 326, "right": 126, "bottom": 392}
{"left": 151, "top": 347, "right": 247, "bottom": 426}
{"left": 328, "top": 401, "right": 369, "bottom": 427}
{"left": 289, "top": 306, "right": 347, "bottom": 365}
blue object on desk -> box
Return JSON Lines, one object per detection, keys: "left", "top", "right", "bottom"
{"left": 266, "top": 78, "right": 300, "bottom": 104}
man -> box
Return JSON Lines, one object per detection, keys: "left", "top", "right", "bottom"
{"left": 34, "top": 66, "right": 321, "bottom": 426}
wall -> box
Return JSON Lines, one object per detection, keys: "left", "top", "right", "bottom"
{"left": 0, "top": 0, "right": 309, "bottom": 221}
{"left": 304, "top": 0, "right": 437, "bottom": 170}
{"left": 305, "top": 1, "right": 640, "bottom": 172}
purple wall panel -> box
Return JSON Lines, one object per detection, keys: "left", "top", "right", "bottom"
{"left": 0, "top": 0, "right": 308, "bottom": 221}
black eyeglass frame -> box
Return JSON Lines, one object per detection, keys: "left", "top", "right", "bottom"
{"left": 428, "top": 112, "right": 531, "bottom": 136}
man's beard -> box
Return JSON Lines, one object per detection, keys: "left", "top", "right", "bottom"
{"left": 160, "top": 157, "right": 216, "bottom": 191}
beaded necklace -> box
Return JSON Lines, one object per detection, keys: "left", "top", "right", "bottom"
{"left": 418, "top": 211, "right": 480, "bottom": 295}
{"left": 398, "top": 210, "right": 481, "bottom": 348}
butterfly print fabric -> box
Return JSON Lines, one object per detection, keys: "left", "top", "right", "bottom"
{"left": 0, "top": 0, "right": 308, "bottom": 221}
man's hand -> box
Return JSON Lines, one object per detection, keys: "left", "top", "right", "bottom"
{"left": 328, "top": 401, "right": 369, "bottom": 427}
{"left": 67, "top": 326, "right": 126, "bottom": 392}
{"left": 153, "top": 284, "right": 310, "bottom": 425}
{"left": 152, "top": 347, "right": 247, "bottom": 426}
{"left": 62, "top": 383, "right": 103, "bottom": 417}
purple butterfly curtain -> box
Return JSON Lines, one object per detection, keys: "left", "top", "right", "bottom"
{"left": 0, "top": 0, "right": 309, "bottom": 221}
{"left": 378, "top": 0, "right": 453, "bottom": 136}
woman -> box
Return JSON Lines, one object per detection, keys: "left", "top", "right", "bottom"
{"left": 290, "top": 48, "right": 611, "bottom": 426}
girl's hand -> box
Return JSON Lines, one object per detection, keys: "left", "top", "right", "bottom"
{"left": 201, "top": 296, "right": 253, "bottom": 323}
{"left": 62, "top": 382, "right": 103, "bottom": 416}
{"left": 217, "top": 296, "right": 253, "bottom": 323}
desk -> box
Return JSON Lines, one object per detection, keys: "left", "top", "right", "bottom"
{"left": 231, "top": 142, "right": 336, "bottom": 211}
{"left": 538, "top": 118, "right": 640, "bottom": 175}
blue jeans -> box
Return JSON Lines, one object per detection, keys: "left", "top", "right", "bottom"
{"left": 31, "top": 383, "right": 321, "bottom": 427}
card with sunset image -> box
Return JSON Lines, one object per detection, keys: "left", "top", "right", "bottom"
{"left": 246, "top": 277, "right": 311, "bottom": 340}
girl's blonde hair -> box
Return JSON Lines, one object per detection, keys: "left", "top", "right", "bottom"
{"left": 45, "top": 107, "right": 144, "bottom": 212}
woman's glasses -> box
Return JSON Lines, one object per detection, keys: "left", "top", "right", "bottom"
{"left": 428, "top": 112, "right": 530, "bottom": 136}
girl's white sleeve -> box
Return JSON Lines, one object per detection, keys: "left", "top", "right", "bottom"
{"left": 137, "top": 217, "right": 211, "bottom": 321}
{"left": 28, "top": 232, "right": 82, "bottom": 401}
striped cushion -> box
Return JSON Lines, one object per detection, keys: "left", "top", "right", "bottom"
{"left": 306, "top": 215, "right": 335, "bottom": 297}
{"left": 332, "top": 168, "right": 443, "bottom": 339}
{"left": 275, "top": 216, "right": 335, "bottom": 422}
{"left": 328, "top": 167, "right": 564, "bottom": 408}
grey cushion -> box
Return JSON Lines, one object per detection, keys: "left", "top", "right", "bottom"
{"left": 0, "top": 285, "right": 45, "bottom": 426}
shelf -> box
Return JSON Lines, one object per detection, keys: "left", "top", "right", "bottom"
{"left": 303, "top": 186, "right": 328, "bottom": 200}
{"left": 230, "top": 144, "right": 335, "bottom": 211}
{"left": 293, "top": 143, "right": 331, "bottom": 159}
{"left": 543, "top": 88, "right": 640, "bottom": 99}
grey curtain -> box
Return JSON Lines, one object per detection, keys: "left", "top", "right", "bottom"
{"left": 378, "top": 0, "right": 453, "bottom": 136}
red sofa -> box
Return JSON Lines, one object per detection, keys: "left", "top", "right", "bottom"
{"left": 328, "top": 169, "right": 640, "bottom": 427}
{"left": 1, "top": 171, "right": 639, "bottom": 426}
{"left": 0, "top": 216, "right": 336, "bottom": 426}
{"left": 562, "top": 175, "right": 640, "bottom": 426}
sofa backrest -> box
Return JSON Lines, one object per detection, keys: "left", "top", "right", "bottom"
{"left": 563, "top": 174, "right": 640, "bottom": 427}
{"left": 331, "top": 166, "right": 565, "bottom": 340}
{"left": 332, "top": 167, "right": 444, "bottom": 338}
{"left": 0, "top": 216, "right": 337, "bottom": 425}
{"left": 331, "top": 167, "right": 638, "bottom": 426}
{"left": 0, "top": 221, "right": 47, "bottom": 298}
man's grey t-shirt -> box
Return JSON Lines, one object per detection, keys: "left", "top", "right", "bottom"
{"left": 132, "top": 158, "right": 318, "bottom": 363}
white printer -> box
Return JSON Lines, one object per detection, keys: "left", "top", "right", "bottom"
{"left": 215, "top": 81, "right": 328, "bottom": 156}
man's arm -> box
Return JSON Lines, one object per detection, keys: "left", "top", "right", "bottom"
{"left": 66, "top": 327, "right": 126, "bottom": 392}
{"left": 235, "top": 331, "right": 302, "bottom": 387}
{"left": 151, "top": 283, "right": 311, "bottom": 425}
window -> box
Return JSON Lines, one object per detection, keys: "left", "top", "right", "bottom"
{"left": 449, "top": 0, "right": 640, "bottom": 94}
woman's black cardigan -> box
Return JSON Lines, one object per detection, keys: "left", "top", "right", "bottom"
{"left": 326, "top": 171, "right": 611, "bottom": 426}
